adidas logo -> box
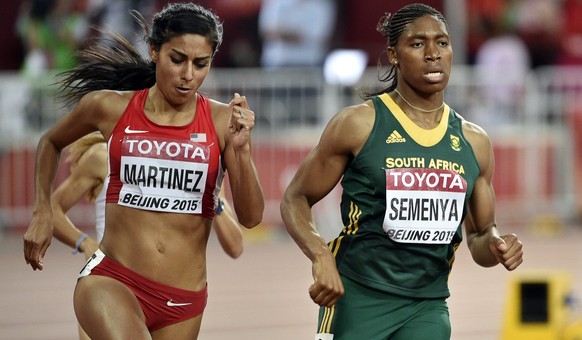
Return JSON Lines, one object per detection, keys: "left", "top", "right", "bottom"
{"left": 386, "top": 130, "right": 406, "bottom": 143}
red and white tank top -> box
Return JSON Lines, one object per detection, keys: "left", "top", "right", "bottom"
{"left": 106, "top": 89, "right": 223, "bottom": 218}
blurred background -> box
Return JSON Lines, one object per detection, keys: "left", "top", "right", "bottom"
{"left": 1, "top": 0, "right": 582, "bottom": 339}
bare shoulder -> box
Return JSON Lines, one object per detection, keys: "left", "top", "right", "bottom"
{"left": 321, "top": 100, "right": 375, "bottom": 154}
{"left": 74, "top": 90, "right": 134, "bottom": 134}
{"left": 81, "top": 89, "right": 132, "bottom": 102}
{"left": 207, "top": 99, "right": 230, "bottom": 121}
{"left": 208, "top": 98, "right": 229, "bottom": 112}
{"left": 80, "top": 90, "right": 132, "bottom": 111}
{"left": 337, "top": 100, "right": 374, "bottom": 123}
{"left": 328, "top": 100, "right": 374, "bottom": 133}
{"left": 461, "top": 118, "right": 492, "bottom": 150}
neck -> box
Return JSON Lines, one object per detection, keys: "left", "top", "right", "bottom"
{"left": 394, "top": 89, "right": 444, "bottom": 113}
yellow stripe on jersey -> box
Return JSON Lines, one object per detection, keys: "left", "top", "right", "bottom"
{"left": 448, "top": 242, "right": 460, "bottom": 267}
{"left": 319, "top": 305, "right": 336, "bottom": 333}
{"left": 329, "top": 201, "right": 362, "bottom": 256}
{"left": 347, "top": 201, "right": 362, "bottom": 235}
{"left": 446, "top": 242, "right": 461, "bottom": 284}
{"left": 379, "top": 93, "right": 450, "bottom": 147}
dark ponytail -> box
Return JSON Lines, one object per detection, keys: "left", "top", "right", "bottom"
{"left": 56, "top": 11, "right": 154, "bottom": 105}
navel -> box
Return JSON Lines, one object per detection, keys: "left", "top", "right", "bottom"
{"left": 156, "top": 242, "right": 166, "bottom": 253}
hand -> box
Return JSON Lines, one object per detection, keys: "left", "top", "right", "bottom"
{"left": 81, "top": 237, "right": 100, "bottom": 261}
{"left": 228, "top": 93, "right": 255, "bottom": 149}
{"left": 489, "top": 234, "right": 523, "bottom": 271}
{"left": 309, "top": 253, "right": 345, "bottom": 307}
{"left": 23, "top": 211, "right": 54, "bottom": 271}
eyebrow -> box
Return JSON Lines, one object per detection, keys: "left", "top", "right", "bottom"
{"left": 170, "top": 48, "right": 212, "bottom": 61}
{"left": 409, "top": 32, "right": 449, "bottom": 40}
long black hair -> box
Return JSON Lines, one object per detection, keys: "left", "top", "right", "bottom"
{"left": 57, "top": 2, "right": 223, "bottom": 105}
{"left": 362, "top": 3, "right": 448, "bottom": 99}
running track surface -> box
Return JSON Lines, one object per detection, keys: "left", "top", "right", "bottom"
{"left": 1, "top": 225, "right": 581, "bottom": 340}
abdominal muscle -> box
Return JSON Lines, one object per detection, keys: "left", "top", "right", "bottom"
{"left": 99, "top": 203, "right": 211, "bottom": 292}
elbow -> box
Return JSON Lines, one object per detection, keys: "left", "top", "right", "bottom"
{"left": 240, "top": 215, "right": 262, "bottom": 229}
{"left": 227, "top": 245, "right": 244, "bottom": 259}
{"left": 238, "top": 202, "right": 264, "bottom": 229}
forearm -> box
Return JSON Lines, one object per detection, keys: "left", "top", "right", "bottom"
{"left": 33, "top": 136, "right": 60, "bottom": 215}
{"left": 230, "top": 148, "right": 264, "bottom": 228}
{"left": 52, "top": 213, "right": 97, "bottom": 256}
{"left": 280, "top": 194, "right": 331, "bottom": 264}
{"left": 52, "top": 212, "right": 82, "bottom": 249}
{"left": 214, "top": 213, "right": 244, "bottom": 259}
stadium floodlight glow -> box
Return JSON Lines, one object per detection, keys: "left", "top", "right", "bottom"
{"left": 324, "top": 49, "right": 368, "bottom": 86}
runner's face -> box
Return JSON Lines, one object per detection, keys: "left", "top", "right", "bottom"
{"left": 391, "top": 15, "right": 452, "bottom": 95}
{"left": 153, "top": 34, "right": 213, "bottom": 107}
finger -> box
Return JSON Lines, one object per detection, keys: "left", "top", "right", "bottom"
{"left": 501, "top": 234, "right": 519, "bottom": 247}
{"left": 506, "top": 258, "right": 523, "bottom": 271}
{"left": 38, "top": 243, "right": 50, "bottom": 269}
{"left": 311, "top": 289, "right": 335, "bottom": 307}
{"left": 502, "top": 245, "right": 524, "bottom": 270}
{"left": 309, "top": 282, "right": 342, "bottom": 307}
{"left": 25, "top": 240, "right": 46, "bottom": 271}
{"left": 23, "top": 239, "right": 31, "bottom": 264}
{"left": 502, "top": 253, "right": 523, "bottom": 271}
{"left": 309, "top": 283, "right": 330, "bottom": 305}
{"left": 29, "top": 251, "right": 42, "bottom": 270}
{"left": 23, "top": 239, "right": 38, "bottom": 265}
{"left": 230, "top": 93, "right": 242, "bottom": 107}
{"left": 490, "top": 236, "right": 507, "bottom": 254}
{"left": 309, "top": 282, "right": 322, "bottom": 299}
{"left": 231, "top": 94, "right": 249, "bottom": 111}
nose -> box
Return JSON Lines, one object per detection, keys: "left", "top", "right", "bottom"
{"left": 425, "top": 42, "right": 441, "bottom": 61}
{"left": 181, "top": 63, "right": 194, "bottom": 82}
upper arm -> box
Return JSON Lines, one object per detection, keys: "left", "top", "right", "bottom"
{"left": 463, "top": 122, "right": 497, "bottom": 239}
{"left": 209, "top": 100, "right": 230, "bottom": 162}
{"left": 44, "top": 90, "right": 129, "bottom": 151}
{"left": 285, "top": 103, "right": 374, "bottom": 206}
{"left": 52, "top": 144, "right": 107, "bottom": 212}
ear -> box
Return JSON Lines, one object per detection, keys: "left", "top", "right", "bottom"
{"left": 387, "top": 47, "right": 398, "bottom": 66}
{"left": 149, "top": 45, "right": 158, "bottom": 63}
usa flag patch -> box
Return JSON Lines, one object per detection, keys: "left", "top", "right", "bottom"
{"left": 190, "top": 133, "right": 207, "bottom": 143}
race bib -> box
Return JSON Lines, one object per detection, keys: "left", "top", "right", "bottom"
{"left": 118, "top": 136, "right": 210, "bottom": 213}
{"left": 383, "top": 168, "right": 467, "bottom": 244}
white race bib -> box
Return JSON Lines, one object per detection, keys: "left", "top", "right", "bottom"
{"left": 383, "top": 168, "right": 467, "bottom": 244}
{"left": 118, "top": 136, "right": 210, "bottom": 214}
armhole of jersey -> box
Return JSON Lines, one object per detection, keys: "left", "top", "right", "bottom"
{"left": 351, "top": 98, "right": 380, "bottom": 163}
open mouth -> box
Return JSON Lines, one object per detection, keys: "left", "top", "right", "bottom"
{"left": 425, "top": 72, "right": 444, "bottom": 82}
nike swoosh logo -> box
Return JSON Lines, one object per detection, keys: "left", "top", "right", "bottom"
{"left": 166, "top": 300, "right": 193, "bottom": 307}
{"left": 125, "top": 126, "right": 149, "bottom": 134}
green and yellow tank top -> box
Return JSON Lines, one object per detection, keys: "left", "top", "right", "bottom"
{"left": 329, "top": 93, "right": 480, "bottom": 298}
